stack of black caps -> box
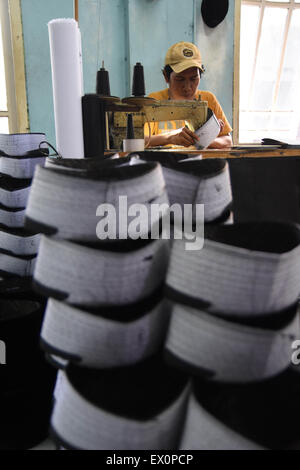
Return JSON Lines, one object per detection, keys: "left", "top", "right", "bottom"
{"left": 26, "top": 158, "right": 193, "bottom": 449}
{"left": 135, "top": 152, "right": 233, "bottom": 225}
{"left": 0, "top": 133, "right": 48, "bottom": 283}
{"left": 24, "top": 156, "right": 188, "bottom": 449}
{"left": 0, "top": 133, "right": 56, "bottom": 449}
{"left": 163, "top": 222, "right": 300, "bottom": 449}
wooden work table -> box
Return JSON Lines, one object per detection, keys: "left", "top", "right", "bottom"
{"left": 116, "top": 146, "right": 300, "bottom": 159}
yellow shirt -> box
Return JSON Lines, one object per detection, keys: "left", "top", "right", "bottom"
{"left": 144, "top": 88, "right": 232, "bottom": 137}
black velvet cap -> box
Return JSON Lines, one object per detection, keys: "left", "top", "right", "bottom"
{"left": 201, "top": 0, "right": 229, "bottom": 28}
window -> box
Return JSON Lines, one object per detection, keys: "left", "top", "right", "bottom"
{"left": 238, "top": 0, "right": 300, "bottom": 143}
{"left": 0, "top": 0, "right": 28, "bottom": 134}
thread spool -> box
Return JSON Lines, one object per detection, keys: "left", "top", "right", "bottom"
{"left": 126, "top": 114, "right": 135, "bottom": 139}
{"left": 96, "top": 61, "right": 111, "bottom": 96}
{"left": 82, "top": 94, "right": 106, "bottom": 157}
{"left": 132, "top": 62, "right": 145, "bottom": 97}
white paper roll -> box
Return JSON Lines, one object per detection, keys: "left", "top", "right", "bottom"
{"left": 48, "top": 19, "right": 84, "bottom": 159}
{"left": 123, "top": 139, "right": 145, "bottom": 152}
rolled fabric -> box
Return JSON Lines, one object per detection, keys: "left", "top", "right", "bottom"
{"left": 40, "top": 292, "right": 171, "bottom": 368}
{"left": 165, "top": 302, "right": 298, "bottom": 383}
{"left": 0, "top": 133, "right": 47, "bottom": 155}
{"left": 50, "top": 356, "right": 189, "bottom": 450}
{"left": 0, "top": 205, "right": 26, "bottom": 228}
{"left": 138, "top": 153, "right": 232, "bottom": 223}
{"left": 166, "top": 222, "right": 300, "bottom": 316}
{"left": 48, "top": 19, "right": 84, "bottom": 158}
{"left": 0, "top": 228, "right": 40, "bottom": 256}
{"left": 25, "top": 161, "right": 169, "bottom": 241}
{"left": 123, "top": 139, "right": 145, "bottom": 152}
{"left": 33, "top": 236, "right": 170, "bottom": 307}
{"left": 0, "top": 175, "right": 31, "bottom": 208}
{"left": 180, "top": 368, "right": 300, "bottom": 450}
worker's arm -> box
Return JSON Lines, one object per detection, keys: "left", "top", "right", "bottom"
{"left": 207, "top": 120, "right": 233, "bottom": 149}
{"left": 145, "top": 127, "right": 199, "bottom": 148}
{"left": 208, "top": 134, "right": 233, "bottom": 149}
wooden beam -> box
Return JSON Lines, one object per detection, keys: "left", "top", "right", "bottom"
{"left": 74, "top": 0, "right": 79, "bottom": 22}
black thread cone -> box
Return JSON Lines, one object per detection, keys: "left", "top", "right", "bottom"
{"left": 96, "top": 65, "right": 111, "bottom": 96}
{"left": 126, "top": 114, "right": 135, "bottom": 139}
{"left": 132, "top": 62, "right": 145, "bottom": 97}
{"left": 82, "top": 94, "right": 106, "bottom": 157}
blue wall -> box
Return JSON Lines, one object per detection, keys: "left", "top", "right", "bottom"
{"left": 21, "top": 0, "right": 235, "bottom": 146}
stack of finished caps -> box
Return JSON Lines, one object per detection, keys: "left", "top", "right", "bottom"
{"left": 164, "top": 222, "right": 300, "bottom": 449}
{"left": 0, "top": 133, "right": 48, "bottom": 283}
{"left": 24, "top": 156, "right": 185, "bottom": 449}
{"left": 0, "top": 133, "right": 56, "bottom": 450}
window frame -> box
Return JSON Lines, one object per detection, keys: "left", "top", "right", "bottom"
{"left": 234, "top": 0, "right": 300, "bottom": 144}
{"left": 0, "top": 0, "right": 28, "bottom": 133}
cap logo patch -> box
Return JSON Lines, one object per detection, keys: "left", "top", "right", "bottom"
{"left": 183, "top": 48, "right": 193, "bottom": 57}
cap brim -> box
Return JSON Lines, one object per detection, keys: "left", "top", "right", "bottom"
{"left": 170, "top": 60, "right": 204, "bottom": 74}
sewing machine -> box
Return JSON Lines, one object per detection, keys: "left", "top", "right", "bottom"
{"left": 105, "top": 98, "right": 208, "bottom": 150}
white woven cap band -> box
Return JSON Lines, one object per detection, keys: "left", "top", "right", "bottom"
{"left": 51, "top": 369, "right": 189, "bottom": 450}
{"left": 0, "top": 251, "right": 36, "bottom": 277}
{"left": 25, "top": 161, "right": 168, "bottom": 241}
{"left": 34, "top": 236, "right": 170, "bottom": 307}
{"left": 0, "top": 185, "right": 31, "bottom": 209}
{"left": 0, "top": 156, "right": 46, "bottom": 179}
{"left": 0, "top": 133, "right": 47, "bottom": 156}
{"left": 41, "top": 297, "right": 171, "bottom": 368}
{"left": 139, "top": 155, "right": 232, "bottom": 222}
{"left": 162, "top": 163, "right": 232, "bottom": 222}
{"left": 180, "top": 394, "right": 262, "bottom": 450}
{"left": 0, "top": 207, "right": 26, "bottom": 228}
{"left": 165, "top": 302, "right": 298, "bottom": 383}
{"left": 0, "top": 229, "right": 40, "bottom": 256}
{"left": 166, "top": 223, "right": 300, "bottom": 316}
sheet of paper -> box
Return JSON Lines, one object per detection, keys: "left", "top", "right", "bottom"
{"left": 194, "top": 109, "right": 221, "bottom": 149}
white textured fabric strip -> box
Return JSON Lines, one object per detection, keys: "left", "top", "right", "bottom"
{"left": 0, "top": 229, "right": 40, "bottom": 256}
{"left": 0, "top": 208, "right": 26, "bottom": 228}
{"left": 34, "top": 236, "right": 170, "bottom": 306}
{"left": 48, "top": 19, "right": 84, "bottom": 158}
{"left": 0, "top": 252, "right": 36, "bottom": 276}
{"left": 0, "top": 156, "right": 46, "bottom": 179}
{"left": 51, "top": 372, "right": 189, "bottom": 450}
{"left": 162, "top": 163, "right": 232, "bottom": 222}
{"left": 0, "top": 133, "right": 46, "bottom": 155}
{"left": 0, "top": 185, "right": 31, "bottom": 209}
{"left": 166, "top": 236, "right": 300, "bottom": 316}
{"left": 139, "top": 156, "right": 232, "bottom": 222}
{"left": 26, "top": 162, "right": 169, "bottom": 241}
{"left": 41, "top": 298, "right": 171, "bottom": 368}
{"left": 165, "top": 303, "right": 298, "bottom": 382}
{"left": 180, "top": 394, "right": 262, "bottom": 450}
